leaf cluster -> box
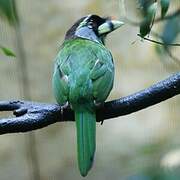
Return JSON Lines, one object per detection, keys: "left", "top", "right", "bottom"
{"left": 0, "top": 0, "right": 18, "bottom": 57}
{"left": 139, "top": 0, "right": 170, "bottom": 37}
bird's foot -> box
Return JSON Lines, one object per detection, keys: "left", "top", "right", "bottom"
{"left": 94, "top": 101, "right": 104, "bottom": 125}
{"left": 60, "top": 102, "right": 69, "bottom": 115}
{"left": 100, "top": 119, "right": 104, "bottom": 125}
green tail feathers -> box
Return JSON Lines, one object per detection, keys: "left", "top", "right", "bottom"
{"left": 75, "top": 108, "right": 96, "bottom": 177}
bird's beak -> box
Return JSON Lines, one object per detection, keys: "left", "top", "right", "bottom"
{"left": 98, "top": 20, "right": 124, "bottom": 35}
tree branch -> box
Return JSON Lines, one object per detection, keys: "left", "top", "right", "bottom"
{"left": 137, "top": 34, "right": 180, "bottom": 46}
{"left": 0, "top": 73, "right": 180, "bottom": 135}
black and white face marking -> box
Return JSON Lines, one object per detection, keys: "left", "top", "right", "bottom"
{"left": 107, "top": 21, "right": 114, "bottom": 31}
{"left": 65, "top": 14, "right": 124, "bottom": 44}
{"left": 65, "top": 15, "right": 108, "bottom": 44}
{"left": 77, "top": 15, "right": 107, "bottom": 34}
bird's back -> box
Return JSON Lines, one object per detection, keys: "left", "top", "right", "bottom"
{"left": 53, "top": 38, "right": 114, "bottom": 107}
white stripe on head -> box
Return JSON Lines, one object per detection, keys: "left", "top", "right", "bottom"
{"left": 78, "top": 14, "right": 92, "bottom": 29}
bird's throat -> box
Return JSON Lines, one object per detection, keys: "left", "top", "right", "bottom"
{"left": 75, "top": 26, "right": 102, "bottom": 44}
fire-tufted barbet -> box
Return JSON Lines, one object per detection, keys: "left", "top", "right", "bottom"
{"left": 52, "top": 14, "right": 124, "bottom": 176}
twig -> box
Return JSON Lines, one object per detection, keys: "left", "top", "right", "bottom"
{"left": 138, "top": 33, "right": 180, "bottom": 66}
{"left": 138, "top": 34, "right": 180, "bottom": 46}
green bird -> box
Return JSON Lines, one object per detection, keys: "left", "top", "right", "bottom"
{"left": 52, "top": 14, "right": 124, "bottom": 176}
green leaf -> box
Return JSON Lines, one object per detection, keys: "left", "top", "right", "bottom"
{"left": 0, "top": 46, "right": 16, "bottom": 57}
{"left": 161, "top": 16, "right": 180, "bottom": 44}
{"left": 140, "top": 2, "right": 157, "bottom": 37}
{"left": 160, "top": 0, "right": 170, "bottom": 18}
{"left": 0, "top": 0, "right": 19, "bottom": 25}
{"left": 140, "top": 19, "right": 151, "bottom": 37}
{"left": 147, "top": 2, "right": 158, "bottom": 18}
{"left": 138, "top": 0, "right": 155, "bottom": 15}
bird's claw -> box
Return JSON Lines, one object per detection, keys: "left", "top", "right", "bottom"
{"left": 60, "top": 102, "right": 69, "bottom": 115}
{"left": 100, "top": 120, "right": 104, "bottom": 125}
{"left": 94, "top": 101, "right": 104, "bottom": 125}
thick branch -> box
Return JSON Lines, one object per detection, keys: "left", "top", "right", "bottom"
{"left": 99, "top": 73, "right": 180, "bottom": 119}
{"left": 0, "top": 73, "right": 180, "bottom": 135}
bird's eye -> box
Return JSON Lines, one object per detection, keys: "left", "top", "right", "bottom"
{"left": 88, "top": 22, "right": 93, "bottom": 28}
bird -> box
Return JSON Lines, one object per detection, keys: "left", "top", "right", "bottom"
{"left": 52, "top": 14, "right": 124, "bottom": 176}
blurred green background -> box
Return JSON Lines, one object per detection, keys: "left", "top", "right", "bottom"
{"left": 0, "top": 0, "right": 180, "bottom": 179}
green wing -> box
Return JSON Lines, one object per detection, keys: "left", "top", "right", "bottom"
{"left": 52, "top": 38, "right": 114, "bottom": 105}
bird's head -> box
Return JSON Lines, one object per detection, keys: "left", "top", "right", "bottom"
{"left": 65, "top": 14, "right": 124, "bottom": 44}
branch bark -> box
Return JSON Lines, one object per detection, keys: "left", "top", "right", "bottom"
{"left": 0, "top": 73, "right": 180, "bottom": 135}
